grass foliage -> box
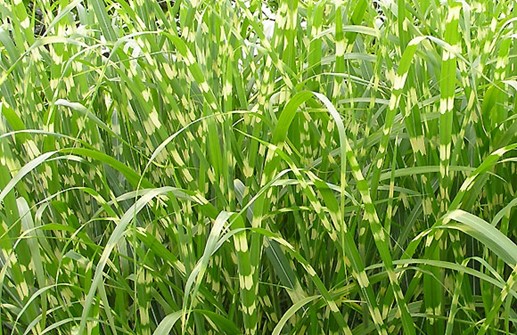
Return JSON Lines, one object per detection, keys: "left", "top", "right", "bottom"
{"left": 1, "top": 0, "right": 517, "bottom": 334}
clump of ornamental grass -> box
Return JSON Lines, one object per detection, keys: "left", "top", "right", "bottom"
{"left": 1, "top": 0, "right": 517, "bottom": 334}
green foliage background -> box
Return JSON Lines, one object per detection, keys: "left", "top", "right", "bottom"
{"left": 1, "top": 0, "right": 517, "bottom": 334}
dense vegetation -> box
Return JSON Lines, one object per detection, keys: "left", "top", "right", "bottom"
{"left": 1, "top": 0, "right": 516, "bottom": 334}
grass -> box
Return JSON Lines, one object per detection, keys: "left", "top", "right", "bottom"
{"left": 1, "top": 0, "right": 517, "bottom": 334}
